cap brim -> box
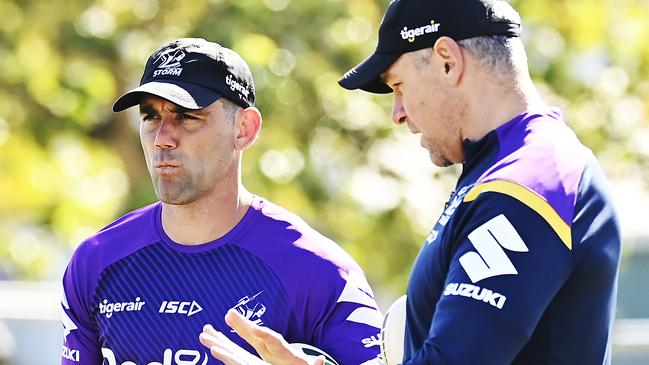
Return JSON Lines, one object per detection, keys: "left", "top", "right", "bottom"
{"left": 112, "top": 81, "right": 223, "bottom": 112}
{"left": 338, "top": 52, "right": 401, "bottom": 94}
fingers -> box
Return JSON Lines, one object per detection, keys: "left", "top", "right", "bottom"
{"left": 225, "top": 309, "right": 272, "bottom": 341}
{"left": 198, "top": 325, "right": 237, "bottom": 364}
{"left": 203, "top": 312, "right": 323, "bottom": 365}
{"left": 199, "top": 324, "right": 267, "bottom": 365}
{"left": 222, "top": 310, "right": 315, "bottom": 365}
{"left": 225, "top": 309, "right": 286, "bottom": 355}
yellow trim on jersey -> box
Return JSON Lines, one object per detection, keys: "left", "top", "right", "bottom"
{"left": 464, "top": 180, "right": 572, "bottom": 250}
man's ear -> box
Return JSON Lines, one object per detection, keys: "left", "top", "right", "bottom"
{"left": 234, "top": 107, "right": 262, "bottom": 151}
{"left": 433, "top": 36, "right": 464, "bottom": 86}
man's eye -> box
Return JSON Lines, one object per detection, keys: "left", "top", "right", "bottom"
{"left": 142, "top": 114, "right": 158, "bottom": 121}
{"left": 182, "top": 114, "right": 198, "bottom": 120}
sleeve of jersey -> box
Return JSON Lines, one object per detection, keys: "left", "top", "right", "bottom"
{"left": 403, "top": 192, "right": 573, "bottom": 365}
{"left": 310, "top": 270, "right": 383, "bottom": 365}
{"left": 61, "top": 245, "right": 102, "bottom": 364}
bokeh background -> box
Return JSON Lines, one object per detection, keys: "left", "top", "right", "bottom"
{"left": 0, "top": 0, "right": 648, "bottom": 363}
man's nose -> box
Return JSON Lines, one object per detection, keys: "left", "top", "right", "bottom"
{"left": 391, "top": 93, "right": 407, "bottom": 125}
{"left": 154, "top": 117, "right": 177, "bottom": 150}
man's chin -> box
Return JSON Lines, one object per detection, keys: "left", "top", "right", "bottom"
{"left": 156, "top": 188, "right": 195, "bottom": 206}
{"left": 429, "top": 152, "right": 454, "bottom": 168}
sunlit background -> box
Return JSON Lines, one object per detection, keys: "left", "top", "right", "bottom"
{"left": 0, "top": 0, "right": 648, "bottom": 364}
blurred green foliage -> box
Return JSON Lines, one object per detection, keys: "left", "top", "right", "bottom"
{"left": 0, "top": 0, "right": 647, "bottom": 301}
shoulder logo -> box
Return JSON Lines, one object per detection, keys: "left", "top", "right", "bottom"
{"left": 61, "top": 291, "right": 77, "bottom": 342}
{"left": 232, "top": 291, "right": 266, "bottom": 326}
{"left": 62, "top": 345, "right": 80, "bottom": 362}
{"left": 400, "top": 20, "right": 441, "bottom": 43}
{"left": 443, "top": 282, "right": 507, "bottom": 309}
{"left": 459, "top": 214, "right": 528, "bottom": 283}
{"left": 159, "top": 300, "right": 203, "bottom": 317}
{"left": 153, "top": 48, "right": 185, "bottom": 77}
{"left": 337, "top": 271, "right": 383, "bottom": 329}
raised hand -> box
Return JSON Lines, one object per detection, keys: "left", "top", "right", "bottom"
{"left": 199, "top": 309, "right": 325, "bottom": 365}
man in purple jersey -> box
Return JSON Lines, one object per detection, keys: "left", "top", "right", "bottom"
{"left": 60, "top": 38, "right": 382, "bottom": 365}
{"left": 199, "top": 0, "right": 622, "bottom": 364}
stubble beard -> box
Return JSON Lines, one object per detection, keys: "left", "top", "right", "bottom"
{"left": 152, "top": 170, "right": 207, "bottom": 206}
{"left": 433, "top": 95, "right": 466, "bottom": 167}
{"left": 428, "top": 147, "right": 454, "bottom": 167}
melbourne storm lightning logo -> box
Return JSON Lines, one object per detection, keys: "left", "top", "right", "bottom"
{"left": 231, "top": 291, "right": 266, "bottom": 326}
{"left": 152, "top": 48, "right": 186, "bottom": 77}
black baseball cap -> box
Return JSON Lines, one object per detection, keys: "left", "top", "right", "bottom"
{"left": 113, "top": 38, "right": 255, "bottom": 111}
{"left": 339, "top": 0, "right": 522, "bottom": 93}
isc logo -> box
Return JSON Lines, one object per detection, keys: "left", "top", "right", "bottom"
{"left": 158, "top": 300, "right": 203, "bottom": 317}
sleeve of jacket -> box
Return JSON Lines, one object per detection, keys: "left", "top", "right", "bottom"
{"left": 403, "top": 191, "right": 573, "bottom": 365}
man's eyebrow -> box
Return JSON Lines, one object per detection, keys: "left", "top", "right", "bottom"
{"left": 139, "top": 104, "right": 157, "bottom": 115}
{"left": 169, "top": 105, "right": 193, "bottom": 114}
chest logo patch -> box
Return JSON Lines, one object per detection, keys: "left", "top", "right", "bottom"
{"left": 232, "top": 291, "right": 266, "bottom": 326}
{"left": 426, "top": 185, "right": 472, "bottom": 245}
{"left": 159, "top": 300, "right": 203, "bottom": 317}
{"left": 98, "top": 297, "right": 146, "bottom": 319}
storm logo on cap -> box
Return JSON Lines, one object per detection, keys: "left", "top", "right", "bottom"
{"left": 156, "top": 49, "right": 185, "bottom": 68}
{"left": 153, "top": 48, "right": 185, "bottom": 77}
{"left": 400, "top": 20, "right": 440, "bottom": 42}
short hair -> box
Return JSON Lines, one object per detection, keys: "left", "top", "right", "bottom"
{"left": 457, "top": 35, "right": 527, "bottom": 76}
{"left": 411, "top": 47, "right": 433, "bottom": 69}
{"left": 221, "top": 98, "right": 240, "bottom": 124}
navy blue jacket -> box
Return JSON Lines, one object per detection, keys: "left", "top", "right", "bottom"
{"left": 404, "top": 108, "right": 621, "bottom": 364}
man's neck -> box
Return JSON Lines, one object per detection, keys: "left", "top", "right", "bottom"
{"left": 160, "top": 188, "right": 254, "bottom": 245}
{"left": 462, "top": 74, "right": 545, "bottom": 142}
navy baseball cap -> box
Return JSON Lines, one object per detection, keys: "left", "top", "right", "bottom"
{"left": 113, "top": 38, "right": 255, "bottom": 111}
{"left": 339, "top": 0, "right": 522, "bottom": 93}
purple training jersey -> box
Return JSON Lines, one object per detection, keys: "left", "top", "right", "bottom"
{"left": 61, "top": 196, "right": 382, "bottom": 365}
